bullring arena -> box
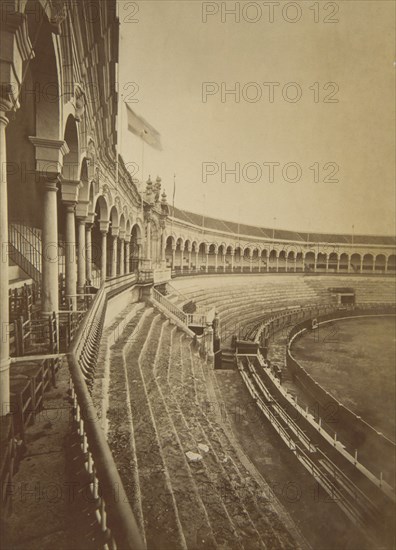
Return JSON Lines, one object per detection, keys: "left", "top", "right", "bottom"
{"left": 0, "top": 2, "right": 395, "bottom": 550}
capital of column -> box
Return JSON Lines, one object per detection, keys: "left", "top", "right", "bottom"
{"left": 61, "top": 179, "right": 80, "bottom": 204}
{"left": 110, "top": 226, "right": 119, "bottom": 238}
{"left": 64, "top": 202, "right": 76, "bottom": 214}
{"left": 28, "top": 136, "right": 69, "bottom": 175}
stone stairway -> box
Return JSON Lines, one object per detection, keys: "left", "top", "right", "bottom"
{"left": 103, "top": 303, "right": 306, "bottom": 549}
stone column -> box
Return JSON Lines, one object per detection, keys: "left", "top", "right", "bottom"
{"left": 326, "top": 256, "right": 329, "bottom": 273}
{"left": 161, "top": 233, "right": 166, "bottom": 262}
{"left": 385, "top": 257, "right": 388, "bottom": 273}
{"left": 276, "top": 254, "right": 279, "bottom": 273}
{"left": 188, "top": 249, "right": 192, "bottom": 272}
{"left": 77, "top": 218, "right": 86, "bottom": 293}
{"left": 64, "top": 204, "right": 77, "bottom": 309}
{"left": 223, "top": 253, "right": 226, "bottom": 272}
{"left": 360, "top": 257, "right": 363, "bottom": 273}
{"left": 231, "top": 251, "right": 234, "bottom": 272}
{"left": 41, "top": 178, "right": 60, "bottom": 315}
{"left": 336, "top": 258, "right": 340, "bottom": 273}
{"left": 119, "top": 237, "right": 125, "bottom": 276}
{"left": 171, "top": 246, "right": 176, "bottom": 269}
{"left": 214, "top": 251, "right": 218, "bottom": 272}
{"left": 249, "top": 253, "right": 253, "bottom": 272}
{"left": 111, "top": 235, "right": 118, "bottom": 278}
{"left": 314, "top": 256, "right": 317, "bottom": 273}
{"left": 100, "top": 230, "right": 107, "bottom": 283}
{"left": 205, "top": 252, "right": 209, "bottom": 272}
{"left": 0, "top": 111, "right": 10, "bottom": 414}
{"left": 85, "top": 223, "right": 93, "bottom": 284}
{"left": 347, "top": 256, "right": 352, "bottom": 273}
{"left": 195, "top": 250, "right": 199, "bottom": 272}
{"left": 146, "top": 221, "right": 151, "bottom": 260}
{"left": 180, "top": 247, "right": 184, "bottom": 272}
{"left": 125, "top": 240, "right": 130, "bottom": 274}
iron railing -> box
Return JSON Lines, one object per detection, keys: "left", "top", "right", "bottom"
{"left": 67, "top": 274, "right": 144, "bottom": 549}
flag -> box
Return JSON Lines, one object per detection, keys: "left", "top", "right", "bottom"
{"left": 125, "top": 103, "right": 162, "bottom": 151}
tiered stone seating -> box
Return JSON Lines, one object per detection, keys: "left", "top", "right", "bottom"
{"left": 171, "top": 274, "right": 395, "bottom": 345}
{"left": 304, "top": 276, "right": 396, "bottom": 305}
{"left": 171, "top": 275, "right": 324, "bottom": 345}
{"left": 105, "top": 304, "right": 303, "bottom": 549}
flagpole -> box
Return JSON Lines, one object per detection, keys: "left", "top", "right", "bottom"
{"left": 141, "top": 137, "right": 145, "bottom": 220}
{"left": 171, "top": 173, "right": 175, "bottom": 239}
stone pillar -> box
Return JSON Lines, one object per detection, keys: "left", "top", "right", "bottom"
{"left": 385, "top": 257, "right": 388, "bottom": 273}
{"left": 231, "top": 251, "right": 234, "bottom": 272}
{"left": 111, "top": 235, "right": 118, "bottom": 278}
{"left": 85, "top": 223, "right": 92, "bottom": 284}
{"left": 188, "top": 249, "right": 192, "bottom": 272}
{"left": 314, "top": 256, "right": 317, "bottom": 273}
{"left": 119, "top": 237, "right": 125, "bottom": 276}
{"left": 161, "top": 233, "right": 166, "bottom": 262}
{"left": 250, "top": 253, "right": 253, "bottom": 272}
{"left": 65, "top": 204, "right": 77, "bottom": 309}
{"left": 77, "top": 218, "right": 86, "bottom": 293}
{"left": 101, "top": 230, "right": 107, "bottom": 283}
{"left": 0, "top": 111, "right": 10, "bottom": 413}
{"left": 326, "top": 256, "right": 329, "bottom": 273}
{"left": 205, "top": 252, "right": 209, "bottom": 272}
{"left": 276, "top": 254, "right": 279, "bottom": 273}
{"left": 125, "top": 240, "right": 130, "bottom": 274}
{"left": 41, "top": 178, "right": 60, "bottom": 315}
{"left": 336, "top": 258, "right": 340, "bottom": 273}
{"left": 146, "top": 221, "right": 151, "bottom": 260}
{"left": 223, "top": 253, "right": 226, "bottom": 272}
{"left": 347, "top": 256, "right": 352, "bottom": 273}
{"left": 195, "top": 250, "right": 199, "bottom": 272}
{"left": 171, "top": 246, "right": 176, "bottom": 269}
{"left": 214, "top": 251, "right": 218, "bottom": 272}
{"left": 180, "top": 247, "right": 184, "bottom": 272}
{"left": 360, "top": 257, "right": 363, "bottom": 273}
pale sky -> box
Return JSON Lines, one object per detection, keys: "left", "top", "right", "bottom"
{"left": 118, "top": 0, "right": 395, "bottom": 236}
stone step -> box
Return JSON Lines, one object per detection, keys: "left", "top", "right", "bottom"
{"left": 140, "top": 316, "right": 218, "bottom": 550}
{"left": 157, "top": 322, "right": 245, "bottom": 550}
{"left": 124, "top": 312, "right": 187, "bottom": 550}
{"left": 190, "top": 345, "right": 299, "bottom": 549}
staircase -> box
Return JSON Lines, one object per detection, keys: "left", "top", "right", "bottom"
{"left": 8, "top": 223, "right": 42, "bottom": 284}
{"left": 8, "top": 222, "right": 100, "bottom": 288}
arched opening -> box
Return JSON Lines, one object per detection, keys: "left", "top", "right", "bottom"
{"left": 350, "top": 253, "right": 361, "bottom": 273}
{"left": 278, "top": 250, "right": 286, "bottom": 272}
{"left": 375, "top": 254, "right": 386, "bottom": 273}
{"left": 339, "top": 253, "right": 349, "bottom": 271}
{"left": 328, "top": 252, "right": 338, "bottom": 272}
{"left": 362, "top": 254, "right": 374, "bottom": 272}
{"left": 131, "top": 224, "right": 142, "bottom": 272}
{"left": 269, "top": 249, "right": 277, "bottom": 272}
{"left": 92, "top": 195, "right": 109, "bottom": 285}
{"left": 234, "top": 246, "right": 242, "bottom": 272}
{"left": 165, "top": 235, "right": 176, "bottom": 268}
{"left": 225, "top": 246, "right": 234, "bottom": 272}
{"left": 304, "top": 252, "right": 315, "bottom": 272}
{"left": 316, "top": 252, "right": 327, "bottom": 272}
{"left": 198, "top": 242, "right": 207, "bottom": 271}
{"left": 108, "top": 206, "right": 119, "bottom": 278}
{"left": 242, "top": 247, "right": 251, "bottom": 272}
{"left": 296, "top": 252, "right": 304, "bottom": 272}
{"left": 388, "top": 255, "right": 396, "bottom": 272}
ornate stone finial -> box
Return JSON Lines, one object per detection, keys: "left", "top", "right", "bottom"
{"left": 154, "top": 175, "right": 162, "bottom": 202}
{"left": 146, "top": 175, "right": 154, "bottom": 204}
{"left": 161, "top": 190, "right": 167, "bottom": 204}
